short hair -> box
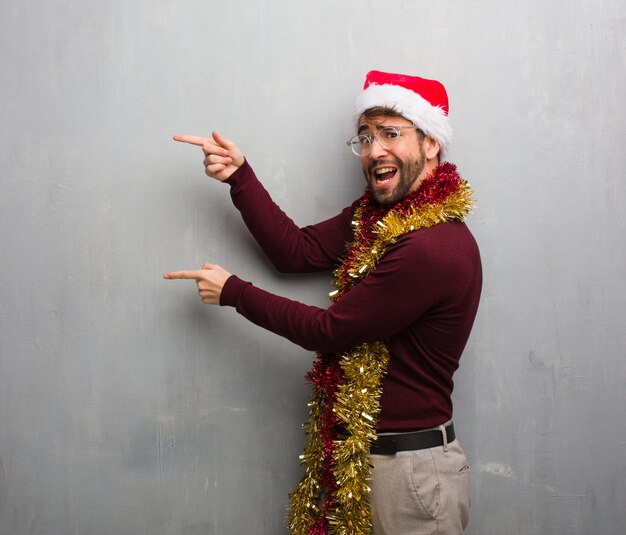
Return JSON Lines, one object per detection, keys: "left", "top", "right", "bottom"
{"left": 361, "top": 105, "right": 403, "bottom": 121}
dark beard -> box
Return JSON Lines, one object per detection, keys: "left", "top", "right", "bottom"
{"left": 364, "top": 147, "right": 426, "bottom": 205}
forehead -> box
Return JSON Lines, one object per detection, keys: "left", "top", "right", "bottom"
{"left": 357, "top": 113, "right": 414, "bottom": 133}
{"left": 359, "top": 113, "right": 413, "bottom": 126}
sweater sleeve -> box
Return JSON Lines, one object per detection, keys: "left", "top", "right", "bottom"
{"left": 225, "top": 159, "right": 354, "bottom": 273}
{"left": 220, "top": 222, "right": 481, "bottom": 354}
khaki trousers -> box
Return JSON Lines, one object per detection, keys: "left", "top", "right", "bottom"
{"left": 369, "top": 439, "right": 471, "bottom": 535}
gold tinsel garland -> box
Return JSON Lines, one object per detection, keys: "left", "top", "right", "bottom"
{"left": 288, "top": 178, "right": 474, "bottom": 535}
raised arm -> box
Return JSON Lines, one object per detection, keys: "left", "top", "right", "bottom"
{"left": 224, "top": 160, "right": 354, "bottom": 272}
{"left": 173, "top": 132, "right": 353, "bottom": 272}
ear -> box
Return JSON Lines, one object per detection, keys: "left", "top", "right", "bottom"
{"left": 423, "top": 136, "right": 441, "bottom": 161}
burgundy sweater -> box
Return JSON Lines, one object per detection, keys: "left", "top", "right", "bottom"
{"left": 220, "top": 160, "right": 482, "bottom": 432}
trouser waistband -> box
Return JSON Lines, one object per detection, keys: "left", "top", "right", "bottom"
{"left": 370, "top": 423, "right": 455, "bottom": 455}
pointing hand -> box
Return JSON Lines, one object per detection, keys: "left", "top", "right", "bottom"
{"left": 163, "top": 263, "right": 232, "bottom": 305}
{"left": 173, "top": 131, "right": 244, "bottom": 181}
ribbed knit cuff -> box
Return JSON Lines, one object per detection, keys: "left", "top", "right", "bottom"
{"left": 219, "top": 275, "right": 251, "bottom": 307}
{"left": 223, "top": 158, "right": 251, "bottom": 188}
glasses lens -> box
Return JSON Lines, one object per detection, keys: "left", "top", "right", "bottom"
{"left": 349, "top": 127, "right": 405, "bottom": 156}
{"left": 349, "top": 135, "right": 369, "bottom": 156}
{"left": 377, "top": 127, "right": 401, "bottom": 149}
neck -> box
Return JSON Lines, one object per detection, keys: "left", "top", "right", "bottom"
{"left": 405, "top": 159, "right": 440, "bottom": 198}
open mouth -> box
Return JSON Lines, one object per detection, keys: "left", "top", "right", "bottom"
{"left": 373, "top": 166, "right": 398, "bottom": 185}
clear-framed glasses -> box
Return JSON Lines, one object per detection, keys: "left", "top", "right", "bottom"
{"left": 346, "top": 125, "right": 418, "bottom": 156}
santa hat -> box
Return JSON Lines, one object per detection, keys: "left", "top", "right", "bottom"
{"left": 354, "top": 70, "right": 452, "bottom": 160}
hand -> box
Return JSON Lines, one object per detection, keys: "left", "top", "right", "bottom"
{"left": 173, "top": 131, "right": 244, "bottom": 181}
{"left": 163, "top": 263, "right": 232, "bottom": 305}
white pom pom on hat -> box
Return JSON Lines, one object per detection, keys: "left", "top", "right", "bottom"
{"left": 354, "top": 70, "right": 452, "bottom": 161}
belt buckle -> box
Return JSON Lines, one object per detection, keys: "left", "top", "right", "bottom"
{"left": 370, "top": 436, "right": 397, "bottom": 455}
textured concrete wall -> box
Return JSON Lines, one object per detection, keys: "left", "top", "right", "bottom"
{"left": 1, "top": 1, "right": 625, "bottom": 533}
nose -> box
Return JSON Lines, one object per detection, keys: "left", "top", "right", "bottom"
{"left": 368, "top": 136, "right": 389, "bottom": 160}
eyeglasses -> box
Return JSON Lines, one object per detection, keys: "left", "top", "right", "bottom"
{"left": 346, "top": 125, "right": 418, "bottom": 156}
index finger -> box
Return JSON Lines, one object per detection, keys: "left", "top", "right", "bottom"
{"left": 163, "top": 270, "right": 203, "bottom": 280}
{"left": 173, "top": 134, "right": 217, "bottom": 147}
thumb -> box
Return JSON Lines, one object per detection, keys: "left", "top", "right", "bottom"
{"left": 201, "top": 263, "right": 215, "bottom": 270}
{"left": 212, "top": 131, "right": 235, "bottom": 150}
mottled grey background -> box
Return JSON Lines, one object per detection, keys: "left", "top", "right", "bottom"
{"left": 1, "top": 1, "right": 625, "bottom": 534}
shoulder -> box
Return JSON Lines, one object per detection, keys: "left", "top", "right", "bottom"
{"left": 394, "top": 221, "right": 479, "bottom": 255}
{"left": 384, "top": 221, "right": 481, "bottom": 278}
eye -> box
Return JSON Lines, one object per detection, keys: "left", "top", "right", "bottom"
{"left": 381, "top": 127, "right": 399, "bottom": 140}
{"left": 358, "top": 135, "right": 372, "bottom": 145}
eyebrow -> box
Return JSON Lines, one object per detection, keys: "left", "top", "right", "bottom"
{"left": 357, "top": 123, "right": 386, "bottom": 135}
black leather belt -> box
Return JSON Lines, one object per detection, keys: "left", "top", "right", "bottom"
{"left": 370, "top": 423, "right": 455, "bottom": 455}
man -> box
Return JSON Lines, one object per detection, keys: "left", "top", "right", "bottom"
{"left": 165, "top": 70, "right": 482, "bottom": 535}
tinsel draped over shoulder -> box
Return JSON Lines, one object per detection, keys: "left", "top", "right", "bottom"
{"left": 288, "top": 162, "right": 474, "bottom": 535}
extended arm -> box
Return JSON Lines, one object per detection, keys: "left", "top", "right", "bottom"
{"left": 173, "top": 132, "right": 353, "bottom": 272}
{"left": 225, "top": 160, "right": 353, "bottom": 272}
{"left": 218, "top": 223, "right": 481, "bottom": 354}
{"left": 164, "top": 241, "right": 424, "bottom": 353}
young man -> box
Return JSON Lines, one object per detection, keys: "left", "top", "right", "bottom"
{"left": 165, "top": 70, "right": 482, "bottom": 535}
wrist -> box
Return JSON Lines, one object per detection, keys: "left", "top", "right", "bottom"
{"left": 219, "top": 275, "right": 248, "bottom": 306}
{"left": 224, "top": 158, "right": 250, "bottom": 186}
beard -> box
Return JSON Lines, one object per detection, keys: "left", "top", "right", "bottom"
{"left": 363, "top": 146, "right": 427, "bottom": 205}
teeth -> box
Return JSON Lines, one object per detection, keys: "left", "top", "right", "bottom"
{"left": 375, "top": 167, "right": 396, "bottom": 175}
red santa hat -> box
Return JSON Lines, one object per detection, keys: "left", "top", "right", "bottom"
{"left": 354, "top": 70, "right": 452, "bottom": 160}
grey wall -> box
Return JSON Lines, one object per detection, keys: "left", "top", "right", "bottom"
{"left": 1, "top": 1, "right": 625, "bottom": 534}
